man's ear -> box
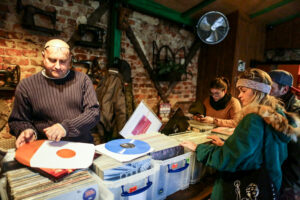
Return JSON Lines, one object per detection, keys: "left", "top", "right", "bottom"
{"left": 282, "top": 85, "right": 290, "bottom": 94}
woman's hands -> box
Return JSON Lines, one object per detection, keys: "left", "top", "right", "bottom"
{"left": 180, "top": 141, "right": 198, "bottom": 151}
{"left": 193, "top": 114, "right": 214, "bottom": 124}
{"left": 207, "top": 135, "right": 224, "bottom": 146}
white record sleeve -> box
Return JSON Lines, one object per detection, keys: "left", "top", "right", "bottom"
{"left": 30, "top": 141, "right": 95, "bottom": 169}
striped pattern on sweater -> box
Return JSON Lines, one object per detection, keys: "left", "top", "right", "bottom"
{"left": 8, "top": 70, "right": 100, "bottom": 143}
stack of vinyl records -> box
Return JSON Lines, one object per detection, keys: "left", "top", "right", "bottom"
{"left": 188, "top": 120, "right": 216, "bottom": 132}
{"left": 170, "top": 130, "right": 230, "bottom": 145}
{"left": 93, "top": 155, "right": 151, "bottom": 181}
{"left": 6, "top": 168, "right": 99, "bottom": 200}
{"left": 128, "top": 132, "right": 184, "bottom": 160}
{"left": 169, "top": 131, "right": 212, "bottom": 144}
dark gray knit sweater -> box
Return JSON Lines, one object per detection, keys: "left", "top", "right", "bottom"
{"left": 8, "top": 70, "right": 100, "bottom": 143}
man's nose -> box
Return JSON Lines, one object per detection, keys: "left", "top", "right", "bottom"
{"left": 54, "top": 61, "right": 61, "bottom": 69}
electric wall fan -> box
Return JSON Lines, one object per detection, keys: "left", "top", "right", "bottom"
{"left": 196, "top": 11, "right": 229, "bottom": 45}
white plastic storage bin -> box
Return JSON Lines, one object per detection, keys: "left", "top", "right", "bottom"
{"left": 100, "top": 164, "right": 159, "bottom": 200}
{"left": 2, "top": 169, "right": 113, "bottom": 200}
{"left": 189, "top": 151, "right": 204, "bottom": 184}
{"left": 153, "top": 152, "right": 192, "bottom": 198}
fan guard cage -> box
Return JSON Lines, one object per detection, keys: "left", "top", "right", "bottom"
{"left": 196, "top": 11, "right": 229, "bottom": 45}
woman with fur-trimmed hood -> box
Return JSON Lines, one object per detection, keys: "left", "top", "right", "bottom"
{"left": 181, "top": 68, "right": 300, "bottom": 200}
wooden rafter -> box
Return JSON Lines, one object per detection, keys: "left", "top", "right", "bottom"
{"left": 181, "top": 0, "right": 216, "bottom": 18}
{"left": 125, "top": 0, "right": 195, "bottom": 26}
{"left": 250, "top": 0, "right": 296, "bottom": 19}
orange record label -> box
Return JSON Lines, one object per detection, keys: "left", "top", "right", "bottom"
{"left": 56, "top": 149, "right": 76, "bottom": 158}
{"left": 129, "top": 186, "right": 137, "bottom": 193}
{"left": 172, "top": 163, "right": 178, "bottom": 169}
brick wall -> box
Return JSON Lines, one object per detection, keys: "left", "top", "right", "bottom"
{"left": 121, "top": 11, "right": 198, "bottom": 110}
{"left": 0, "top": 0, "right": 198, "bottom": 140}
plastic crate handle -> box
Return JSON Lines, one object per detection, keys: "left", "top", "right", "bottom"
{"left": 167, "top": 160, "right": 189, "bottom": 173}
{"left": 121, "top": 178, "right": 152, "bottom": 197}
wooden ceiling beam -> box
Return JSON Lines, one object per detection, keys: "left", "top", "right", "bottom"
{"left": 250, "top": 0, "right": 296, "bottom": 19}
{"left": 125, "top": 0, "right": 195, "bottom": 26}
{"left": 267, "top": 13, "right": 300, "bottom": 27}
{"left": 181, "top": 0, "right": 216, "bottom": 18}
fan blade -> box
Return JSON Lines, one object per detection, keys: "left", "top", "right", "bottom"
{"left": 206, "top": 32, "right": 215, "bottom": 43}
{"left": 211, "top": 17, "right": 226, "bottom": 31}
{"left": 214, "top": 31, "right": 219, "bottom": 42}
{"left": 199, "top": 16, "right": 211, "bottom": 31}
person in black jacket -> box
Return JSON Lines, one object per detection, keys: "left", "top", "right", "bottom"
{"left": 269, "top": 69, "right": 300, "bottom": 200}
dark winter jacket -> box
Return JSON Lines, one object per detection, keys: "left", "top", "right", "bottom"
{"left": 280, "top": 90, "right": 300, "bottom": 194}
{"left": 96, "top": 69, "right": 126, "bottom": 141}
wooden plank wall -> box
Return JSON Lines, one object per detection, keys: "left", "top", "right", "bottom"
{"left": 196, "top": 11, "right": 266, "bottom": 101}
{"left": 196, "top": 12, "right": 238, "bottom": 102}
{"left": 232, "top": 12, "right": 266, "bottom": 96}
{"left": 266, "top": 17, "right": 300, "bottom": 49}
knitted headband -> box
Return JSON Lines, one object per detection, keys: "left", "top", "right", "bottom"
{"left": 236, "top": 79, "right": 271, "bottom": 94}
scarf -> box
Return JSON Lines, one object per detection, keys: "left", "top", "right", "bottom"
{"left": 210, "top": 93, "right": 232, "bottom": 110}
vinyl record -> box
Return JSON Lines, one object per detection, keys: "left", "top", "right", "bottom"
{"left": 15, "top": 140, "right": 95, "bottom": 169}
{"left": 105, "top": 139, "right": 150, "bottom": 155}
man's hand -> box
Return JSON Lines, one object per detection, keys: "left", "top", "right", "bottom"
{"left": 180, "top": 141, "right": 197, "bottom": 152}
{"left": 207, "top": 135, "right": 224, "bottom": 146}
{"left": 16, "top": 129, "right": 37, "bottom": 148}
{"left": 43, "top": 123, "right": 66, "bottom": 142}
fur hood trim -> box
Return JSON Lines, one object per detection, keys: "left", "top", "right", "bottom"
{"left": 238, "top": 105, "right": 300, "bottom": 138}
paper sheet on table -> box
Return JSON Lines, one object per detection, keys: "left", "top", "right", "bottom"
{"left": 120, "top": 101, "right": 162, "bottom": 138}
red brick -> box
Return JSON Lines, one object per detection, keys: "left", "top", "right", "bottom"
{"left": 22, "top": 49, "right": 38, "bottom": 57}
{"left": 6, "top": 49, "right": 22, "bottom": 56}
{"left": 15, "top": 41, "right": 35, "bottom": 50}
{"left": 0, "top": 48, "right": 5, "bottom": 55}
{"left": 51, "top": 0, "right": 63, "bottom": 7}
{"left": 0, "top": 39, "right": 6, "bottom": 47}
{"left": 74, "top": 48, "right": 88, "bottom": 54}
{"left": 45, "top": 5, "right": 56, "bottom": 12}
{"left": 3, "top": 56, "right": 17, "bottom": 65}
{"left": 12, "top": 24, "right": 24, "bottom": 32}
{"left": 74, "top": 0, "right": 83, "bottom": 3}
{"left": 17, "top": 58, "right": 30, "bottom": 66}
{"left": 8, "top": 32, "right": 23, "bottom": 39}
{"left": 67, "top": 19, "right": 76, "bottom": 27}
{"left": 2, "top": 40, "right": 15, "bottom": 48}
{"left": 0, "top": 57, "right": 2, "bottom": 63}
{"left": 57, "top": 16, "right": 66, "bottom": 24}
{"left": 0, "top": 30, "right": 8, "bottom": 38}
{"left": 75, "top": 54, "right": 87, "bottom": 60}
{"left": 60, "top": 9, "right": 71, "bottom": 16}
{"left": 27, "top": 67, "right": 36, "bottom": 73}
{"left": 30, "top": 59, "right": 42, "bottom": 66}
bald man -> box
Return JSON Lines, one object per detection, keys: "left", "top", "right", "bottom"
{"left": 9, "top": 39, "right": 100, "bottom": 148}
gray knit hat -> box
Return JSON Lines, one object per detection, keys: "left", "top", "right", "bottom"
{"left": 269, "top": 69, "right": 293, "bottom": 87}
